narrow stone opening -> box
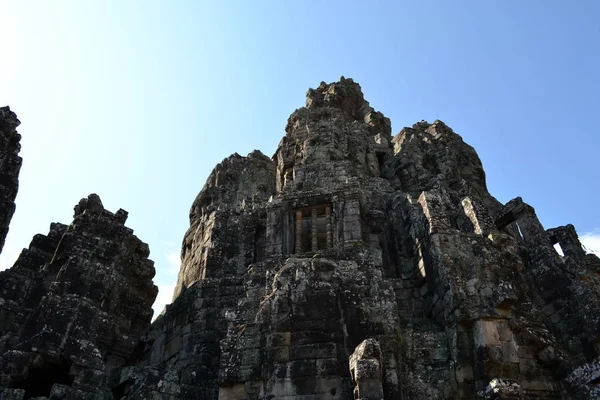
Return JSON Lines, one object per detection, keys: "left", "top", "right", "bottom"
{"left": 416, "top": 239, "right": 426, "bottom": 278}
{"left": 294, "top": 204, "right": 332, "bottom": 254}
{"left": 516, "top": 222, "right": 524, "bottom": 240}
{"left": 11, "top": 358, "right": 73, "bottom": 399}
{"left": 376, "top": 152, "right": 385, "bottom": 176}
{"left": 553, "top": 242, "right": 564, "bottom": 257}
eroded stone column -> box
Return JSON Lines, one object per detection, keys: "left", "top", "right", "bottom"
{"left": 326, "top": 206, "right": 332, "bottom": 249}
{"left": 295, "top": 210, "right": 303, "bottom": 254}
{"left": 311, "top": 208, "right": 318, "bottom": 252}
{"left": 349, "top": 339, "right": 384, "bottom": 400}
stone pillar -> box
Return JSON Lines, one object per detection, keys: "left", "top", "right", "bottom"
{"left": 326, "top": 206, "right": 332, "bottom": 249}
{"left": 295, "top": 210, "right": 303, "bottom": 254}
{"left": 311, "top": 208, "right": 318, "bottom": 252}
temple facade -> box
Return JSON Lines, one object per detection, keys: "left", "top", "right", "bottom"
{"left": 0, "top": 79, "right": 599, "bottom": 399}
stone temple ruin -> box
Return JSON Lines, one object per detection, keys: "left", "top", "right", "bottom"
{"left": 0, "top": 79, "right": 599, "bottom": 399}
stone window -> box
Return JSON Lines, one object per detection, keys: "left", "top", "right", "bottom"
{"left": 553, "top": 242, "right": 565, "bottom": 257}
{"left": 294, "top": 204, "right": 332, "bottom": 253}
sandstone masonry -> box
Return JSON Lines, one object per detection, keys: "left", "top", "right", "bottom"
{"left": 0, "top": 195, "right": 157, "bottom": 399}
{"left": 0, "top": 79, "right": 598, "bottom": 399}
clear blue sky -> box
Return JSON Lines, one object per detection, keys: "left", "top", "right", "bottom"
{"left": 1, "top": 1, "right": 599, "bottom": 316}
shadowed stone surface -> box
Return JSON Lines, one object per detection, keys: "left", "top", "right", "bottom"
{"left": 0, "top": 106, "right": 22, "bottom": 255}
{"left": 1, "top": 79, "right": 599, "bottom": 399}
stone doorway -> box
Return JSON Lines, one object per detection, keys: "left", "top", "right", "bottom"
{"left": 11, "top": 357, "right": 73, "bottom": 399}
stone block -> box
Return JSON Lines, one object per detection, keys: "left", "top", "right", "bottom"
{"left": 433, "top": 347, "right": 449, "bottom": 361}
{"left": 266, "top": 346, "right": 290, "bottom": 363}
{"left": 521, "top": 380, "right": 559, "bottom": 391}
{"left": 473, "top": 320, "right": 500, "bottom": 347}
{"left": 485, "top": 345, "right": 503, "bottom": 362}
{"left": 316, "top": 358, "right": 340, "bottom": 375}
{"left": 502, "top": 341, "right": 519, "bottom": 363}
{"left": 289, "top": 360, "right": 317, "bottom": 377}
{"left": 496, "top": 320, "right": 513, "bottom": 342}
{"left": 268, "top": 332, "right": 291, "bottom": 347}
{"left": 290, "top": 343, "right": 337, "bottom": 360}
{"left": 455, "top": 365, "right": 473, "bottom": 383}
{"left": 291, "top": 331, "right": 331, "bottom": 346}
{"left": 485, "top": 361, "right": 520, "bottom": 380}
{"left": 218, "top": 383, "right": 247, "bottom": 400}
{"left": 517, "top": 345, "right": 534, "bottom": 359}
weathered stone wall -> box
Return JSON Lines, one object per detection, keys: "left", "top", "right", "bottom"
{"left": 0, "top": 106, "right": 22, "bottom": 255}
{"left": 110, "top": 79, "right": 600, "bottom": 400}
{"left": 0, "top": 194, "right": 157, "bottom": 399}
{"left": 174, "top": 150, "right": 277, "bottom": 300}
